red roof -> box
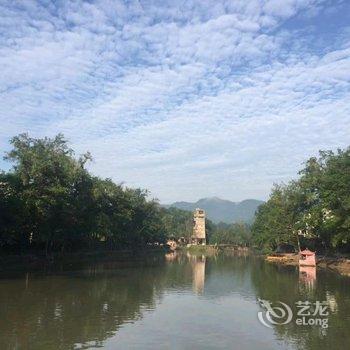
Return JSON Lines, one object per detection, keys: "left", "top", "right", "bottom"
{"left": 300, "top": 249, "right": 315, "bottom": 256}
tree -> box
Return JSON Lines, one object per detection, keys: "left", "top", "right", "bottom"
{"left": 0, "top": 133, "right": 170, "bottom": 254}
{"left": 3, "top": 133, "right": 91, "bottom": 253}
{"left": 210, "top": 222, "right": 251, "bottom": 246}
{"left": 160, "top": 207, "right": 193, "bottom": 240}
{"left": 252, "top": 147, "right": 350, "bottom": 254}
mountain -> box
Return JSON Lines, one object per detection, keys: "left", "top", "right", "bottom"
{"left": 167, "top": 197, "right": 264, "bottom": 224}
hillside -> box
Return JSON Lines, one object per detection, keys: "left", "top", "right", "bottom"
{"left": 167, "top": 197, "right": 264, "bottom": 224}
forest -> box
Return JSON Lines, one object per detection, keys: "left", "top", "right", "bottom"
{"left": 0, "top": 133, "right": 249, "bottom": 254}
{"left": 0, "top": 134, "right": 170, "bottom": 254}
{"left": 251, "top": 147, "right": 350, "bottom": 254}
{"left": 1, "top": 134, "right": 348, "bottom": 255}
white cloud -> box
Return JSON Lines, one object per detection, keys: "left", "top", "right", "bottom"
{"left": 0, "top": 0, "right": 349, "bottom": 203}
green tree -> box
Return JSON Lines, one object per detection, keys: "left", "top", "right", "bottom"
{"left": 252, "top": 147, "right": 350, "bottom": 254}
{"left": 0, "top": 133, "right": 169, "bottom": 254}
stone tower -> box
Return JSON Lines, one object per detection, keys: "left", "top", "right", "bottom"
{"left": 192, "top": 208, "right": 206, "bottom": 245}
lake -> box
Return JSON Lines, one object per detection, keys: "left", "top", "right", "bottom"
{"left": 1, "top": 251, "right": 350, "bottom": 350}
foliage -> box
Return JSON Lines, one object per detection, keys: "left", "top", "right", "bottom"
{"left": 252, "top": 147, "right": 350, "bottom": 253}
{"left": 210, "top": 222, "right": 251, "bottom": 246}
{"left": 160, "top": 207, "right": 216, "bottom": 243}
{"left": 0, "top": 134, "right": 168, "bottom": 254}
{"left": 0, "top": 134, "right": 228, "bottom": 254}
{"left": 160, "top": 207, "right": 193, "bottom": 240}
{"left": 4, "top": 134, "right": 348, "bottom": 255}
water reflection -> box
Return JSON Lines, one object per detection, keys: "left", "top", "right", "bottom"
{"left": 0, "top": 253, "right": 350, "bottom": 350}
{"left": 299, "top": 266, "right": 317, "bottom": 291}
{"left": 190, "top": 254, "right": 206, "bottom": 294}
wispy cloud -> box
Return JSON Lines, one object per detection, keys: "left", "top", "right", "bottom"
{"left": 0, "top": 0, "right": 349, "bottom": 202}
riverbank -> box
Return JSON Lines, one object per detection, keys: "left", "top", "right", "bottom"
{"left": 0, "top": 246, "right": 169, "bottom": 272}
{"left": 265, "top": 253, "right": 350, "bottom": 276}
{"left": 179, "top": 244, "right": 249, "bottom": 255}
{"left": 0, "top": 244, "right": 247, "bottom": 272}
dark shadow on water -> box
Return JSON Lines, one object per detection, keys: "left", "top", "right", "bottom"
{"left": 0, "top": 252, "right": 350, "bottom": 349}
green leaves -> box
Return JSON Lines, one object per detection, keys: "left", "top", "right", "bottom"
{"left": 2, "top": 133, "right": 349, "bottom": 255}
{"left": 252, "top": 147, "right": 350, "bottom": 253}
{"left": 0, "top": 134, "right": 168, "bottom": 253}
{"left": 210, "top": 222, "right": 251, "bottom": 246}
{"left": 160, "top": 207, "right": 193, "bottom": 240}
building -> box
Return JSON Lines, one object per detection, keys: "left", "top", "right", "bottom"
{"left": 191, "top": 208, "right": 206, "bottom": 245}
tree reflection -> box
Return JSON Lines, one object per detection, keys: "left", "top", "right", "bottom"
{"left": 250, "top": 260, "right": 350, "bottom": 350}
{"left": 0, "top": 256, "right": 192, "bottom": 350}
{"left": 1, "top": 254, "right": 350, "bottom": 350}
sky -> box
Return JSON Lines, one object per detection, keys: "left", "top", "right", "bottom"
{"left": 0, "top": 0, "right": 349, "bottom": 204}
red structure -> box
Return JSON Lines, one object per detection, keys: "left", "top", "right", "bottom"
{"left": 299, "top": 249, "right": 316, "bottom": 267}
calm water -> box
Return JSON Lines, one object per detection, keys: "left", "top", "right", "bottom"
{"left": 1, "top": 252, "right": 350, "bottom": 350}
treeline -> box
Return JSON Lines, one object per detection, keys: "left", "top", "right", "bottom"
{"left": 160, "top": 206, "right": 217, "bottom": 242}
{"left": 0, "top": 134, "right": 190, "bottom": 255}
{"left": 5, "top": 134, "right": 347, "bottom": 255}
{"left": 160, "top": 207, "right": 193, "bottom": 239}
{"left": 210, "top": 222, "right": 251, "bottom": 246}
{"left": 252, "top": 147, "right": 350, "bottom": 253}
{"left": 161, "top": 206, "right": 252, "bottom": 246}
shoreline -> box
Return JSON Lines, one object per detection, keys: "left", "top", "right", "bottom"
{"left": 2, "top": 246, "right": 350, "bottom": 277}
{"left": 0, "top": 246, "right": 169, "bottom": 272}
{"left": 265, "top": 253, "right": 350, "bottom": 276}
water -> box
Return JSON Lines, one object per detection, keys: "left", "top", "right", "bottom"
{"left": 1, "top": 252, "right": 350, "bottom": 350}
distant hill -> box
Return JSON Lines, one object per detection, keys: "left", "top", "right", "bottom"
{"left": 166, "top": 197, "right": 264, "bottom": 224}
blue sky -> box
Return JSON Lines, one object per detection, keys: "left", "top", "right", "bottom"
{"left": 0, "top": 0, "right": 349, "bottom": 203}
